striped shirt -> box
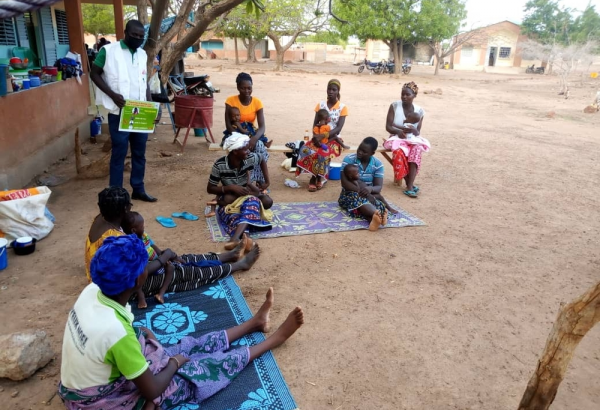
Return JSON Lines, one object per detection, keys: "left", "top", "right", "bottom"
{"left": 209, "top": 153, "right": 264, "bottom": 186}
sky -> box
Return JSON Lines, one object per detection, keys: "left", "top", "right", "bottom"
{"left": 464, "top": 0, "right": 600, "bottom": 28}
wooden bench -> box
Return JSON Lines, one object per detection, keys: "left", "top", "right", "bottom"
{"left": 207, "top": 143, "right": 395, "bottom": 167}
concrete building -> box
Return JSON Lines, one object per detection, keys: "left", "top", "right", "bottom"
{"left": 0, "top": 0, "right": 135, "bottom": 189}
{"left": 364, "top": 40, "right": 434, "bottom": 64}
{"left": 449, "top": 21, "right": 541, "bottom": 73}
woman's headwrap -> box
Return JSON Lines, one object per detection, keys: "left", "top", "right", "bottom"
{"left": 328, "top": 79, "right": 341, "bottom": 89}
{"left": 90, "top": 234, "right": 148, "bottom": 296}
{"left": 223, "top": 132, "right": 250, "bottom": 152}
{"left": 403, "top": 81, "right": 419, "bottom": 96}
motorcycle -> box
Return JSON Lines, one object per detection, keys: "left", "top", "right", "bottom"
{"left": 358, "top": 58, "right": 383, "bottom": 74}
{"left": 402, "top": 60, "right": 412, "bottom": 74}
{"left": 380, "top": 59, "right": 395, "bottom": 74}
{"left": 526, "top": 64, "right": 545, "bottom": 74}
{"left": 167, "top": 74, "right": 219, "bottom": 102}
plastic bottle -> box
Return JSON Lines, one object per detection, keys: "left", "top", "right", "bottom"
{"left": 304, "top": 129, "right": 309, "bottom": 142}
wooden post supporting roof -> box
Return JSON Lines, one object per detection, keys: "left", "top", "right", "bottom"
{"left": 64, "top": 0, "right": 87, "bottom": 73}
{"left": 113, "top": 0, "right": 124, "bottom": 40}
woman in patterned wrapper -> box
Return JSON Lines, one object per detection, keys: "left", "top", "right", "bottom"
{"left": 58, "top": 234, "right": 305, "bottom": 409}
{"left": 295, "top": 79, "right": 348, "bottom": 192}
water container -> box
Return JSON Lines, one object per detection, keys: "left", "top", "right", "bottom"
{"left": 174, "top": 95, "right": 213, "bottom": 129}
{"left": 90, "top": 117, "right": 102, "bottom": 136}
{"left": 329, "top": 162, "right": 342, "bottom": 180}
{"left": 0, "top": 238, "right": 8, "bottom": 271}
{"left": 29, "top": 76, "right": 41, "bottom": 87}
{"left": 22, "top": 78, "right": 30, "bottom": 89}
{"left": 0, "top": 64, "right": 8, "bottom": 97}
{"left": 194, "top": 128, "right": 207, "bottom": 137}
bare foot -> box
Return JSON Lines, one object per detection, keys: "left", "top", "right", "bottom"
{"left": 270, "top": 307, "right": 304, "bottom": 345}
{"left": 224, "top": 239, "right": 241, "bottom": 251}
{"left": 254, "top": 288, "right": 274, "bottom": 333}
{"left": 242, "top": 233, "right": 254, "bottom": 253}
{"left": 342, "top": 144, "right": 351, "bottom": 149}
{"left": 138, "top": 297, "right": 148, "bottom": 309}
{"left": 381, "top": 210, "right": 388, "bottom": 226}
{"left": 220, "top": 240, "right": 245, "bottom": 263}
{"left": 369, "top": 212, "right": 382, "bottom": 231}
{"left": 265, "top": 140, "right": 273, "bottom": 148}
{"left": 232, "top": 244, "right": 261, "bottom": 271}
{"left": 387, "top": 206, "right": 399, "bottom": 215}
{"left": 155, "top": 294, "right": 165, "bottom": 304}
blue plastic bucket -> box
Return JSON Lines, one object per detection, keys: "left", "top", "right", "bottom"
{"left": 22, "top": 78, "right": 30, "bottom": 89}
{"left": 194, "top": 128, "right": 207, "bottom": 137}
{"left": 0, "top": 238, "right": 8, "bottom": 271}
{"left": 329, "top": 162, "right": 342, "bottom": 180}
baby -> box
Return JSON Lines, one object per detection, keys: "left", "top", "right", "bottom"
{"left": 205, "top": 176, "right": 273, "bottom": 218}
{"left": 344, "top": 164, "right": 397, "bottom": 216}
{"left": 402, "top": 112, "right": 422, "bottom": 140}
{"left": 122, "top": 211, "right": 176, "bottom": 308}
{"left": 223, "top": 106, "right": 273, "bottom": 148}
{"left": 313, "top": 109, "right": 349, "bottom": 149}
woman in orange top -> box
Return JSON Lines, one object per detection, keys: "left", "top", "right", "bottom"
{"left": 224, "top": 73, "right": 270, "bottom": 187}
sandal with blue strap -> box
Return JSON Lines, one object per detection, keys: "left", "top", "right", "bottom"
{"left": 403, "top": 189, "right": 418, "bottom": 198}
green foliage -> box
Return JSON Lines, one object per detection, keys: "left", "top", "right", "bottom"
{"left": 296, "top": 31, "right": 347, "bottom": 46}
{"left": 414, "top": 0, "right": 467, "bottom": 43}
{"left": 572, "top": 5, "right": 600, "bottom": 43}
{"left": 522, "top": 0, "right": 574, "bottom": 45}
{"left": 332, "top": 0, "right": 419, "bottom": 43}
{"left": 217, "top": 3, "right": 267, "bottom": 39}
{"left": 82, "top": 4, "right": 115, "bottom": 37}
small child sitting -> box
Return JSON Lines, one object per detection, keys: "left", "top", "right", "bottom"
{"left": 314, "top": 109, "right": 349, "bottom": 150}
{"left": 344, "top": 164, "right": 397, "bottom": 219}
{"left": 223, "top": 106, "right": 272, "bottom": 148}
{"left": 122, "top": 211, "right": 176, "bottom": 308}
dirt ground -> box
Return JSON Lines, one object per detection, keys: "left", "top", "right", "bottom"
{"left": 1, "top": 59, "right": 600, "bottom": 410}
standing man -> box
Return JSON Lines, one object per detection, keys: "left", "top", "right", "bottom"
{"left": 90, "top": 20, "right": 158, "bottom": 202}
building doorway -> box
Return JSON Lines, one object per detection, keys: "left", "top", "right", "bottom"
{"left": 488, "top": 47, "right": 497, "bottom": 66}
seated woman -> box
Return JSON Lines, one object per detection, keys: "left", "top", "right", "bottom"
{"left": 296, "top": 79, "right": 348, "bottom": 191}
{"left": 384, "top": 81, "right": 427, "bottom": 198}
{"left": 207, "top": 133, "right": 273, "bottom": 250}
{"left": 223, "top": 72, "right": 270, "bottom": 186}
{"left": 59, "top": 235, "right": 304, "bottom": 409}
{"left": 338, "top": 137, "right": 388, "bottom": 231}
{"left": 86, "top": 187, "right": 259, "bottom": 301}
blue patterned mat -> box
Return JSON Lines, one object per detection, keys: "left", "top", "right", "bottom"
{"left": 132, "top": 277, "right": 298, "bottom": 410}
{"left": 206, "top": 201, "right": 426, "bottom": 242}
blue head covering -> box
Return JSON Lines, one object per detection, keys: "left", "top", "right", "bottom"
{"left": 90, "top": 234, "right": 148, "bottom": 296}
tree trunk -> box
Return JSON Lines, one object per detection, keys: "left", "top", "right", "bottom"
{"left": 518, "top": 281, "right": 600, "bottom": 410}
{"left": 268, "top": 34, "right": 285, "bottom": 71}
{"left": 398, "top": 38, "right": 404, "bottom": 67}
{"left": 390, "top": 38, "right": 400, "bottom": 74}
{"left": 433, "top": 50, "right": 440, "bottom": 75}
{"left": 234, "top": 36, "right": 240, "bottom": 65}
{"left": 136, "top": 0, "right": 148, "bottom": 25}
{"left": 245, "top": 38, "right": 258, "bottom": 62}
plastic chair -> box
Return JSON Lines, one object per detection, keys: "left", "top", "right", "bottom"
{"left": 11, "top": 47, "right": 40, "bottom": 68}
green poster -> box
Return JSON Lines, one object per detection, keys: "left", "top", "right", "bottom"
{"left": 118, "top": 100, "right": 160, "bottom": 133}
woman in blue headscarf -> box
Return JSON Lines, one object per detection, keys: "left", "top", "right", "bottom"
{"left": 59, "top": 235, "right": 304, "bottom": 409}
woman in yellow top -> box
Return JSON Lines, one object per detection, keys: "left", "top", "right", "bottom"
{"left": 224, "top": 73, "right": 270, "bottom": 186}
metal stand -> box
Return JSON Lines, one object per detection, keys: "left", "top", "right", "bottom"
{"left": 173, "top": 107, "right": 215, "bottom": 152}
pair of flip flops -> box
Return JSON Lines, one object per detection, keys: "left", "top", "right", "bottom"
{"left": 403, "top": 186, "right": 420, "bottom": 198}
{"left": 156, "top": 212, "right": 199, "bottom": 228}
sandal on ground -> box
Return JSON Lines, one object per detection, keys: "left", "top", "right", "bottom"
{"left": 412, "top": 185, "right": 420, "bottom": 193}
{"left": 316, "top": 181, "right": 324, "bottom": 190}
{"left": 156, "top": 216, "right": 177, "bottom": 228}
{"left": 172, "top": 211, "right": 199, "bottom": 221}
{"left": 308, "top": 184, "right": 317, "bottom": 192}
{"left": 403, "top": 189, "right": 418, "bottom": 198}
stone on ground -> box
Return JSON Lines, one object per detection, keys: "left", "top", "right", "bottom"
{"left": 0, "top": 331, "right": 54, "bottom": 381}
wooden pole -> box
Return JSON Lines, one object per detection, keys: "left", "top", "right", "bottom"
{"left": 113, "top": 0, "right": 125, "bottom": 40}
{"left": 518, "top": 281, "right": 600, "bottom": 410}
{"left": 64, "top": 0, "right": 86, "bottom": 72}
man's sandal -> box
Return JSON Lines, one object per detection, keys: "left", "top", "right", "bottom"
{"left": 403, "top": 189, "right": 418, "bottom": 198}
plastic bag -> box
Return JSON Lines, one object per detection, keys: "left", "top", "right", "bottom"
{"left": 0, "top": 187, "right": 55, "bottom": 245}
{"left": 149, "top": 72, "right": 161, "bottom": 94}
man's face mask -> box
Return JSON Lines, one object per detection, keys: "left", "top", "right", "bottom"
{"left": 125, "top": 33, "right": 144, "bottom": 50}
